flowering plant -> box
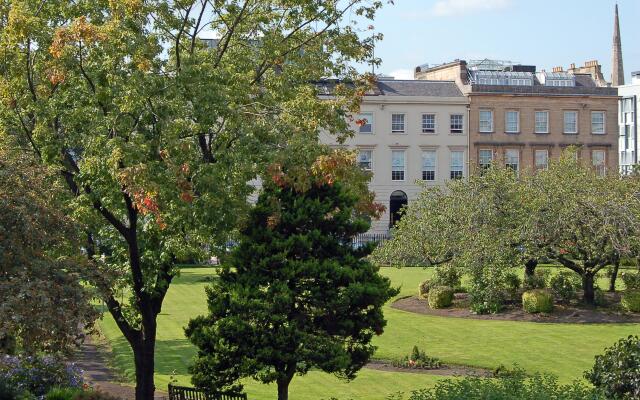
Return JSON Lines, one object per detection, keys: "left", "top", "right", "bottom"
{"left": 0, "top": 355, "right": 84, "bottom": 396}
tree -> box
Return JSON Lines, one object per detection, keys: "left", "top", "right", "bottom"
{"left": 0, "top": 1, "right": 384, "bottom": 398}
{"left": 185, "top": 156, "right": 397, "bottom": 400}
{"left": 524, "top": 152, "right": 640, "bottom": 305}
{"left": 585, "top": 335, "right": 640, "bottom": 399}
{"left": 0, "top": 146, "right": 97, "bottom": 355}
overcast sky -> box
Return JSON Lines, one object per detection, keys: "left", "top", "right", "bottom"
{"left": 366, "top": 0, "right": 639, "bottom": 81}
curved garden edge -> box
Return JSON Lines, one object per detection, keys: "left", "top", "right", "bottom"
{"left": 364, "top": 360, "right": 491, "bottom": 377}
{"left": 391, "top": 296, "right": 640, "bottom": 324}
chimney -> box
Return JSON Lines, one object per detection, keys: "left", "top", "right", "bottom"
{"left": 552, "top": 66, "right": 563, "bottom": 73}
{"left": 569, "top": 63, "right": 576, "bottom": 69}
{"left": 611, "top": 4, "right": 625, "bottom": 86}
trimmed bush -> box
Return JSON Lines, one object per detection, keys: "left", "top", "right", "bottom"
{"left": 428, "top": 286, "right": 454, "bottom": 309}
{"left": 621, "top": 272, "right": 640, "bottom": 290}
{"left": 585, "top": 335, "right": 640, "bottom": 399}
{"left": 549, "top": 271, "right": 580, "bottom": 303}
{"left": 621, "top": 290, "right": 640, "bottom": 312}
{"left": 522, "top": 290, "right": 553, "bottom": 313}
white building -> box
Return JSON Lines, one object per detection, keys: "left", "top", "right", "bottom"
{"left": 320, "top": 79, "right": 469, "bottom": 233}
{"left": 619, "top": 71, "right": 640, "bottom": 174}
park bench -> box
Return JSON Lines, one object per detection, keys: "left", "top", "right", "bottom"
{"left": 168, "top": 384, "right": 247, "bottom": 400}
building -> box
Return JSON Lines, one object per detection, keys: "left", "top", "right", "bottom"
{"left": 319, "top": 79, "right": 469, "bottom": 233}
{"left": 618, "top": 71, "right": 639, "bottom": 174}
{"left": 415, "top": 59, "right": 619, "bottom": 174}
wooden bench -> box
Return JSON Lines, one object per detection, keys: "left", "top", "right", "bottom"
{"left": 168, "top": 384, "right": 247, "bottom": 400}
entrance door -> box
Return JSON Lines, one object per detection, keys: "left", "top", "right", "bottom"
{"left": 389, "top": 190, "right": 408, "bottom": 228}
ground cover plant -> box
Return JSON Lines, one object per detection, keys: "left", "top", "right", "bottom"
{"left": 97, "top": 267, "right": 640, "bottom": 400}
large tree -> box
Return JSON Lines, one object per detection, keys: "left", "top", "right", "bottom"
{"left": 0, "top": 1, "right": 384, "bottom": 398}
{"left": 0, "top": 146, "right": 97, "bottom": 355}
{"left": 185, "top": 156, "right": 397, "bottom": 400}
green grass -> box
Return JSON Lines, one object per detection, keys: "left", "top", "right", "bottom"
{"left": 97, "top": 266, "right": 639, "bottom": 400}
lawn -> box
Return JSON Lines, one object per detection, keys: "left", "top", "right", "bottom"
{"left": 96, "top": 266, "right": 639, "bottom": 400}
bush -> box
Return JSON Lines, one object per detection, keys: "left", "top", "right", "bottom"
{"left": 0, "top": 355, "right": 83, "bottom": 396}
{"left": 468, "top": 273, "right": 506, "bottom": 315}
{"left": 621, "top": 272, "right": 640, "bottom": 290}
{"left": 418, "top": 280, "right": 432, "bottom": 299}
{"left": 394, "top": 368, "right": 603, "bottom": 399}
{"left": 549, "top": 272, "right": 581, "bottom": 303}
{"left": 46, "top": 387, "right": 84, "bottom": 400}
{"left": 391, "top": 346, "right": 442, "bottom": 370}
{"left": 594, "top": 287, "right": 606, "bottom": 307}
{"left": 621, "top": 290, "right": 640, "bottom": 312}
{"left": 522, "top": 290, "right": 553, "bottom": 313}
{"left": 432, "top": 266, "right": 462, "bottom": 291}
{"left": 523, "top": 269, "right": 550, "bottom": 290}
{"left": 73, "top": 391, "right": 122, "bottom": 400}
{"left": 428, "top": 286, "right": 454, "bottom": 309}
{"left": 504, "top": 272, "right": 522, "bottom": 300}
{"left": 585, "top": 335, "right": 640, "bottom": 399}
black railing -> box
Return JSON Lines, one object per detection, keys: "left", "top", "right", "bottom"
{"left": 168, "top": 384, "right": 247, "bottom": 400}
{"left": 352, "top": 233, "right": 391, "bottom": 249}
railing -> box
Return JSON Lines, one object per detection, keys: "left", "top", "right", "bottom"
{"left": 168, "top": 384, "right": 247, "bottom": 400}
{"left": 352, "top": 233, "right": 391, "bottom": 249}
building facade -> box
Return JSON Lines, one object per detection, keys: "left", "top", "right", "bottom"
{"left": 618, "top": 71, "right": 640, "bottom": 174}
{"left": 415, "top": 60, "right": 619, "bottom": 174}
{"left": 319, "top": 79, "right": 469, "bottom": 233}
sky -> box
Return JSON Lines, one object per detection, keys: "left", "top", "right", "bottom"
{"left": 365, "top": 0, "right": 640, "bottom": 81}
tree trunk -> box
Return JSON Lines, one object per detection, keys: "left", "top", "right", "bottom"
{"left": 133, "top": 323, "right": 157, "bottom": 400}
{"left": 609, "top": 258, "right": 620, "bottom": 292}
{"left": 582, "top": 274, "right": 595, "bottom": 306}
{"left": 277, "top": 377, "right": 291, "bottom": 400}
{"left": 524, "top": 259, "right": 538, "bottom": 278}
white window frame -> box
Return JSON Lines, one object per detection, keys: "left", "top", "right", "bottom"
{"left": 357, "top": 112, "right": 373, "bottom": 134}
{"left": 505, "top": 149, "right": 520, "bottom": 174}
{"left": 478, "top": 149, "right": 493, "bottom": 170}
{"left": 564, "top": 111, "right": 578, "bottom": 134}
{"left": 592, "top": 150, "right": 606, "bottom": 176}
{"left": 449, "top": 151, "right": 464, "bottom": 179}
{"left": 534, "top": 149, "right": 549, "bottom": 170}
{"left": 479, "top": 110, "right": 493, "bottom": 133}
{"left": 591, "top": 111, "right": 605, "bottom": 135}
{"left": 450, "top": 114, "right": 464, "bottom": 134}
{"left": 505, "top": 110, "right": 520, "bottom": 133}
{"left": 391, "top": 150, "right": 406, "bottom": 181}
{"left": 421, "top": 150, "right": 436, "bottom": 181}
{"left": 421, "top": 113, "right": 436, "bottom": 134}
{"left": 357, "top": 149, "right": 373, "bottom": 171}
{"left": 391, "top": 113, "right": 406, "bottom": 133}
{"left": 535, "top": 111, "right": 549, "bottom": 134}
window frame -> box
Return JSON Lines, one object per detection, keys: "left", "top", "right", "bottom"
{"left": 592, "top": 149, "right": 606, "bottom": 176}
{"left": 478, "top": 149, "right": 493, "bottom": 170}
{"left": 391, "top": 113, "right": 406, "bottom": 134}
{"left": 450, "top": 114, "right": 464, "bottom": 134}
{"left": 479, "top": 110, "right": 494, "bottom": 133}
{"left": 534, "top": 149, "right": 549, "bottom": 171}
{"left": 421, "top": 113, "right": 437, "bottom": 134}
{"left": 357, "top": 149, "right": 373, "bottom": 171}
{"left": 357, "top": 112, "right": 374, "bottom": 134}
{"left": 505, "top": 110, "right": 520, "bottom": 133}
{"left": 421, "top": 150, "right": 437, "bottom": 181}
{"left": 391, "top": 150, "right": 406, "bottom": 181}
{"left": 591, "top": 111, "right": 606, "bottom": 135}
{"left": 449, "top": 150, "right": 464, "bottom": 180}
{"left": 563, "top": 111, "right": 578, "bottom": 134}
{"left": 535, "top": 111, "right": 549, "bottom": 134}
{"left": 505, "top": 148, "right": 520, "bottom": 174}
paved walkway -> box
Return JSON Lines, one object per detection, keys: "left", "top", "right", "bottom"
{"left": 75, "top": 338, "right": 167, "bottom": 400}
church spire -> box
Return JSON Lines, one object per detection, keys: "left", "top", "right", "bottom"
{"left": 611, "top": 3, "right": 625, "bottom": 86}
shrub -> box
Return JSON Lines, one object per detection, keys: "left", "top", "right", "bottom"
{"left": 418, "top": 280, "right": 432, "bottom": 299}
{"left": 621, "top": 272, "right": 640, "bottom": 290}
{"left": 522, "top": 290, "right": 553, "bottom": 313}
{"left": 73, "top": 391, "right": 122, "bottom": 400}
{"left": 504, "top": 272, "right": 522, "bottom": 300}
{"left": 523, "top": 269, "right": 549, "bottom": 290}
{"left": 394, "top": 368, "right": 603, "bottom": 399}
{"left": 621, "top": 290, "right": 640, "bottom": 312}
{"left": 585, "top": 335, "right": 640, "bottom": 399}
{"left": 432, "top": 266, "right": 462, "bottom": 290}
{"left": 46, "top": 387, "right": 84, "bottom": 400}
{"left": 428, "top": 286, "right": 454, "bottom": 309}
{"left": 0, "top": 355, "right": 83, "bottom": 396}
{"left": 549, "top": 271, "right": 581, "bottom": 303}
{"left": 391, "top": 346, "right": 442, "bottom": 370}
{"left": 594, "top": 287, "right": 606, "bottom": 307}
{"left": 468, "top": 273, "right": 506, "bottom": 315}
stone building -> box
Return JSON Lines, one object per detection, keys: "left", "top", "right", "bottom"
{"left": 618, "top": 71, "right": 639, "bottom": 174}
{"left": 415, "top": 59, "right": 618, "bottom": 174}
{"left": 319, "top": 79, "right": 469, "bottom": 233}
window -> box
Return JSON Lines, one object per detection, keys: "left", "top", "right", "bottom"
{"left": 479, "top": 110, "right": 493, "bottom": 133}
{"left": 450, "top": 151, "right": 464, "bottom": 179}
{"left": 391, "top": 150, "right": 405, "bottom": 181}
{"left": 450, "top": 114, "right": 463, "bottom": 134}
{"left": 535, "top": 111, "right": 549, "bottom": 133}
{"left": 421, "top": 151, "right": 436, "bottom": 181}
{"left": 535, "top": 149, "right": 548, "bottom": 170}
{"left": 357, "top": 112, "right": 373, "bottom": 134}
{"left": 357, "top": 150, "right": 372, "bottom": 171}
{"left": 478, "top": 149, "right": 493, "bottom": 170}
{"left": 591, "top": 111, "right": 605, "bottom": 134}
{"left": 564, "top": 111, "right": 578, "bottom": 134}
{"left": 391, "top": 113, "right": 405, "bottom": 133}
{"left": 505, "top": 111, "right": 519, "bottom": 133}
{"left": 421, "top": 114, "right": 436, "bottom": 134}
{"left": 592, "top": 150, "right": 606, "bottom": 176}
{"left": 505, "top": 149, "right": 520, "bottom": 173}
